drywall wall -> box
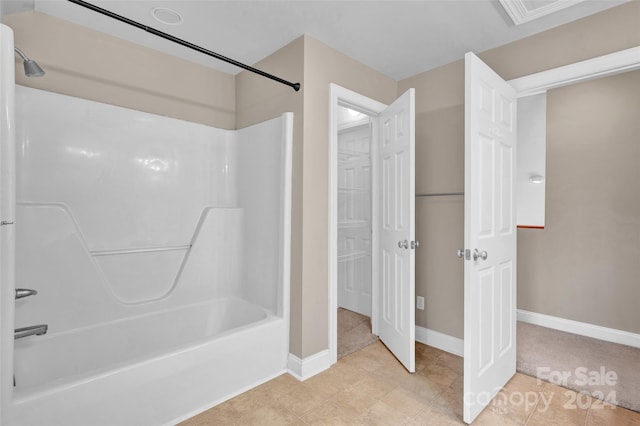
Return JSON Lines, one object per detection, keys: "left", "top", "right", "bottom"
{"left": 2, "top": 12, "right": 235, "bottom": 129}
{"left": 237, "top": 35, "right": 396, "bottom": 359}
{"left": 399, "top": 60, "right": 465, "bottom": 339}
{"left": 518, "top": 70, "right": 640, "bottom": 334}
{"left": 235, "top": 36, "right": 305, "bottom": 356}
{"left": 301, "top": 36, "right": 397, "bottom": 358}
{"left": 399, "top": 0, "right": 640, "bottom": 339}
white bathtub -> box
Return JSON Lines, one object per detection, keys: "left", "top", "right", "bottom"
{"left": 14, "top": 298, "right": 270, "bottom": 393}
{"left": 9, "top": 297, "right": 288, "bottom": 425}
{"left": 1, "top": 79, "right": 293, "bottom": 425}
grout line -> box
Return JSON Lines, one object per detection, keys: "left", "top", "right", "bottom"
{"left": 524, "top": 388, "right": 542, "bottom": 425}
{"left": 583, "top": 395, "right": 593, "bottom": 426}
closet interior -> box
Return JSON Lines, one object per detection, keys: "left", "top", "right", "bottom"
{"left": 337, "top": 106, "right": 373, "bottom": 319}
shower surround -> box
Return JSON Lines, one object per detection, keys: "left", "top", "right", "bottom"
{"left": 0, "top": 27, "right": 292, "bottom": 424}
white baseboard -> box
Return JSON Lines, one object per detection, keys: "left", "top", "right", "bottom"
{"left": 287, "top": 349, "right": 331, "bottom": 381}
{"left": 415, "top": 325, "right": 464, "bottom": 357}
{"left": 517, "top": 309, "right": 640, "bottom": 349}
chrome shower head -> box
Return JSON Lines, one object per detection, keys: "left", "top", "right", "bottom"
{"left": 14, "top": 47, "right": 45, "bottom": 77}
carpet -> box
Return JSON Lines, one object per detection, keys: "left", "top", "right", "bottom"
{"left": 337, "top": 308, "right": 379, "bottom": 359}
{"left": 517, "top": 321, "right": 640, "bottom": 412}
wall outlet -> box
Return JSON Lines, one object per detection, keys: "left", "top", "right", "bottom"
{"left": 416, "top": 296, "right": 425, "bottom": 310}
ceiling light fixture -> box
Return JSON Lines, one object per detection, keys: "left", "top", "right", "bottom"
{"left": 151, "top": 7, "right": 183, "bottom": 25}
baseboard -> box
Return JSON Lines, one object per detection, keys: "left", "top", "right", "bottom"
{"left": 287, "top": 349, "right": 331, "bottom": 381}
{"left": 517, "top": 309, "right": 640, "bottom": 349}
{"left": 415, "top": 325, "right": 464, "bottom": 357}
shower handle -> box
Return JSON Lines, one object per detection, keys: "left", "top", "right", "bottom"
{"left": 15, "top": 288, "right": 38, "bottom": 299}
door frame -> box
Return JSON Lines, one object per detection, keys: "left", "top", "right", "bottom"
{"left": 328, "top": 84, "right": 387, "bottom": 365}
{"left": 508, "top": 46, "right": 640, "bottom": 97}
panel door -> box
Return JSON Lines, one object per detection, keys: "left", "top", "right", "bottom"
{"left": 338, "top": 124, "right": 372, "bottom": 316}
{"left": 378, "top": 89, "right": 415, "bottom": 373}
{"left": 463, "top": 52, "right": 517, "bottom": 423}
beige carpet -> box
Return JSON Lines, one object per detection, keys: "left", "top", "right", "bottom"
{"left": 517, "top": 321, "right": 640, "bottom": 412}
{"left": 337, "top": 308, "right": 379, "bottom": 359}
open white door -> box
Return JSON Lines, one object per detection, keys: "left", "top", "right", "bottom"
{"left": 463, "top": 53, "right": 517, "bottom": 423}
{"left": 378, "top": 89, "right": 416, "bottom": 373}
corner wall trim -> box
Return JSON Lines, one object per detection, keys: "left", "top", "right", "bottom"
{"left": 287, "top": 350, "right": 331, "bottom": 381}
{"left": 517, "top": 309, "right": 640, "bottom": 349}
{"left": 415, "top": 326, "right": 464, "bottom": 357}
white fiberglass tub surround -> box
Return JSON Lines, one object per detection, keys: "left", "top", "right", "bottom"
{"left": 0, "top": 24, "right": 17, "bottom": 426}
{"left": 3, "top": 85, "right": 292, "bottom": 425}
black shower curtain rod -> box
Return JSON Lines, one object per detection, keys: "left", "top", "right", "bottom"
{"left": 66, "top": 0, "right": 301, "bottom": 92}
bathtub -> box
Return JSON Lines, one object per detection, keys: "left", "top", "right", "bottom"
{"left": 14, "top": 298, "right": 273, "bottom": 393}
{"left": 10, "top": 298, "right": 288, "bottom": 425}
{"left": 1, "top": 74, "right": 293, "bottom": 424}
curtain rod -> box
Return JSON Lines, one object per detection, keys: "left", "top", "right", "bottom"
{"left": 66, "top": 0, "right": 301, "bottom": 92}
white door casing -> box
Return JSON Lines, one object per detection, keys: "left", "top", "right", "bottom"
{"left": 378, "top": 89, "right": 416, "bottom": 373}
{"left": 463, "top": 53, "right": 517, "bottom": 423}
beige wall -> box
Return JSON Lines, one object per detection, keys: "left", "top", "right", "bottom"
{"left": 479, "top": 2, "right": 640, "bottom": 81}
{"left": 519, "top": 70, "right": 640, "bottom": 334}
{"left": 237, "top": 35, "right": 396, "bottom": 358}
{"left": 3, "top": 12, "right": 235, "bottom": 129}
{"left": 399, "top": 1, "right": 640, "bottom": 339}
{"left": 235, "top": 36, "right": 305, "bottom": 355}
{"left": 301, "top": 36, "right": 397, "bottom": 357}
{"left": 398, "top": 61, "right": 465, "bottom": 338}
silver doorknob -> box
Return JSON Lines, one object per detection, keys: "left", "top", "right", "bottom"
{"left": 411, "top": 240, "right": 420, "bottom": 249}
{"left": 473, "top": 248, "right": 488, "bottom": 261}
{"left": 398, "top": 240, "right": 409, "bottom": 249}
{"left": 457, "top": 249, "right": 465, "bottom": 259}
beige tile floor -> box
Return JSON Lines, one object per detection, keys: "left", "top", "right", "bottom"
{"left": 181, "top": 341, "right": 640, "bottom": 425}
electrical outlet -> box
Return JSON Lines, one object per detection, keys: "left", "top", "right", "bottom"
{"left": 416, "top": 296, "right": 425, "bottom": 310}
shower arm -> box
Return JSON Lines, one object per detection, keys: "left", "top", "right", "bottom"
{"left": 66, "top": 0, "right": 301, "bottom": 92}
{"left": 14, "top": 47, "right": 29, "bottom": 61}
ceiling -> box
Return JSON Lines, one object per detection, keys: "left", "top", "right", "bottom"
{"left": 1, "top": 0, "right": 629, "bottom": 80}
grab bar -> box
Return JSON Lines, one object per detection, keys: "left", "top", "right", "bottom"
{"left": 15, "top": 288, "right": 38, "bottom": 299}
{"left": 90, "top": 245, "right": 191, "bottom": 256}
{"left": 14, "top": 324, "right": 48, "bottom": 340}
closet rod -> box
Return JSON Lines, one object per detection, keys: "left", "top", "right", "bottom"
{"left": 416, "top": 192, "right": 464, "bottom": 197}
{"left": 66, "top": 0, "right": 301, "bottom": 92}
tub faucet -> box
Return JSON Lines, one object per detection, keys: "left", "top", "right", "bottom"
{"left": 15, "top": 288, "right": 38, "bottom": 299}
{"left": 14, "top": 324, "right": 48, "bottom": 340}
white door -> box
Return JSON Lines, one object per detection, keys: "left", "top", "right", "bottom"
{"left": 378, "top": 89, "right": 416, "bottom": 373}
{"left": 463, "top": 53, "right": 517, "bottom": 423}
{"left": 338, "top": 123, "right": 372, "bottom": 316}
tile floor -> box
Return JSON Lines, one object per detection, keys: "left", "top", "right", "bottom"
{"left": 181, "top": 341, "right": 640, "bottom": 425}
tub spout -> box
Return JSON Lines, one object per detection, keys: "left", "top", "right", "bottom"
{"left": 15, "top": 324, "right": 48, "bottom": 340}
{"left": 15, "top": 288, "right": 38, "bottom": 299}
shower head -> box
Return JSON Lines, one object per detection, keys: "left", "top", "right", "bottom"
{"left": 14, "top": 47, "right": 45, "bottom": 77}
